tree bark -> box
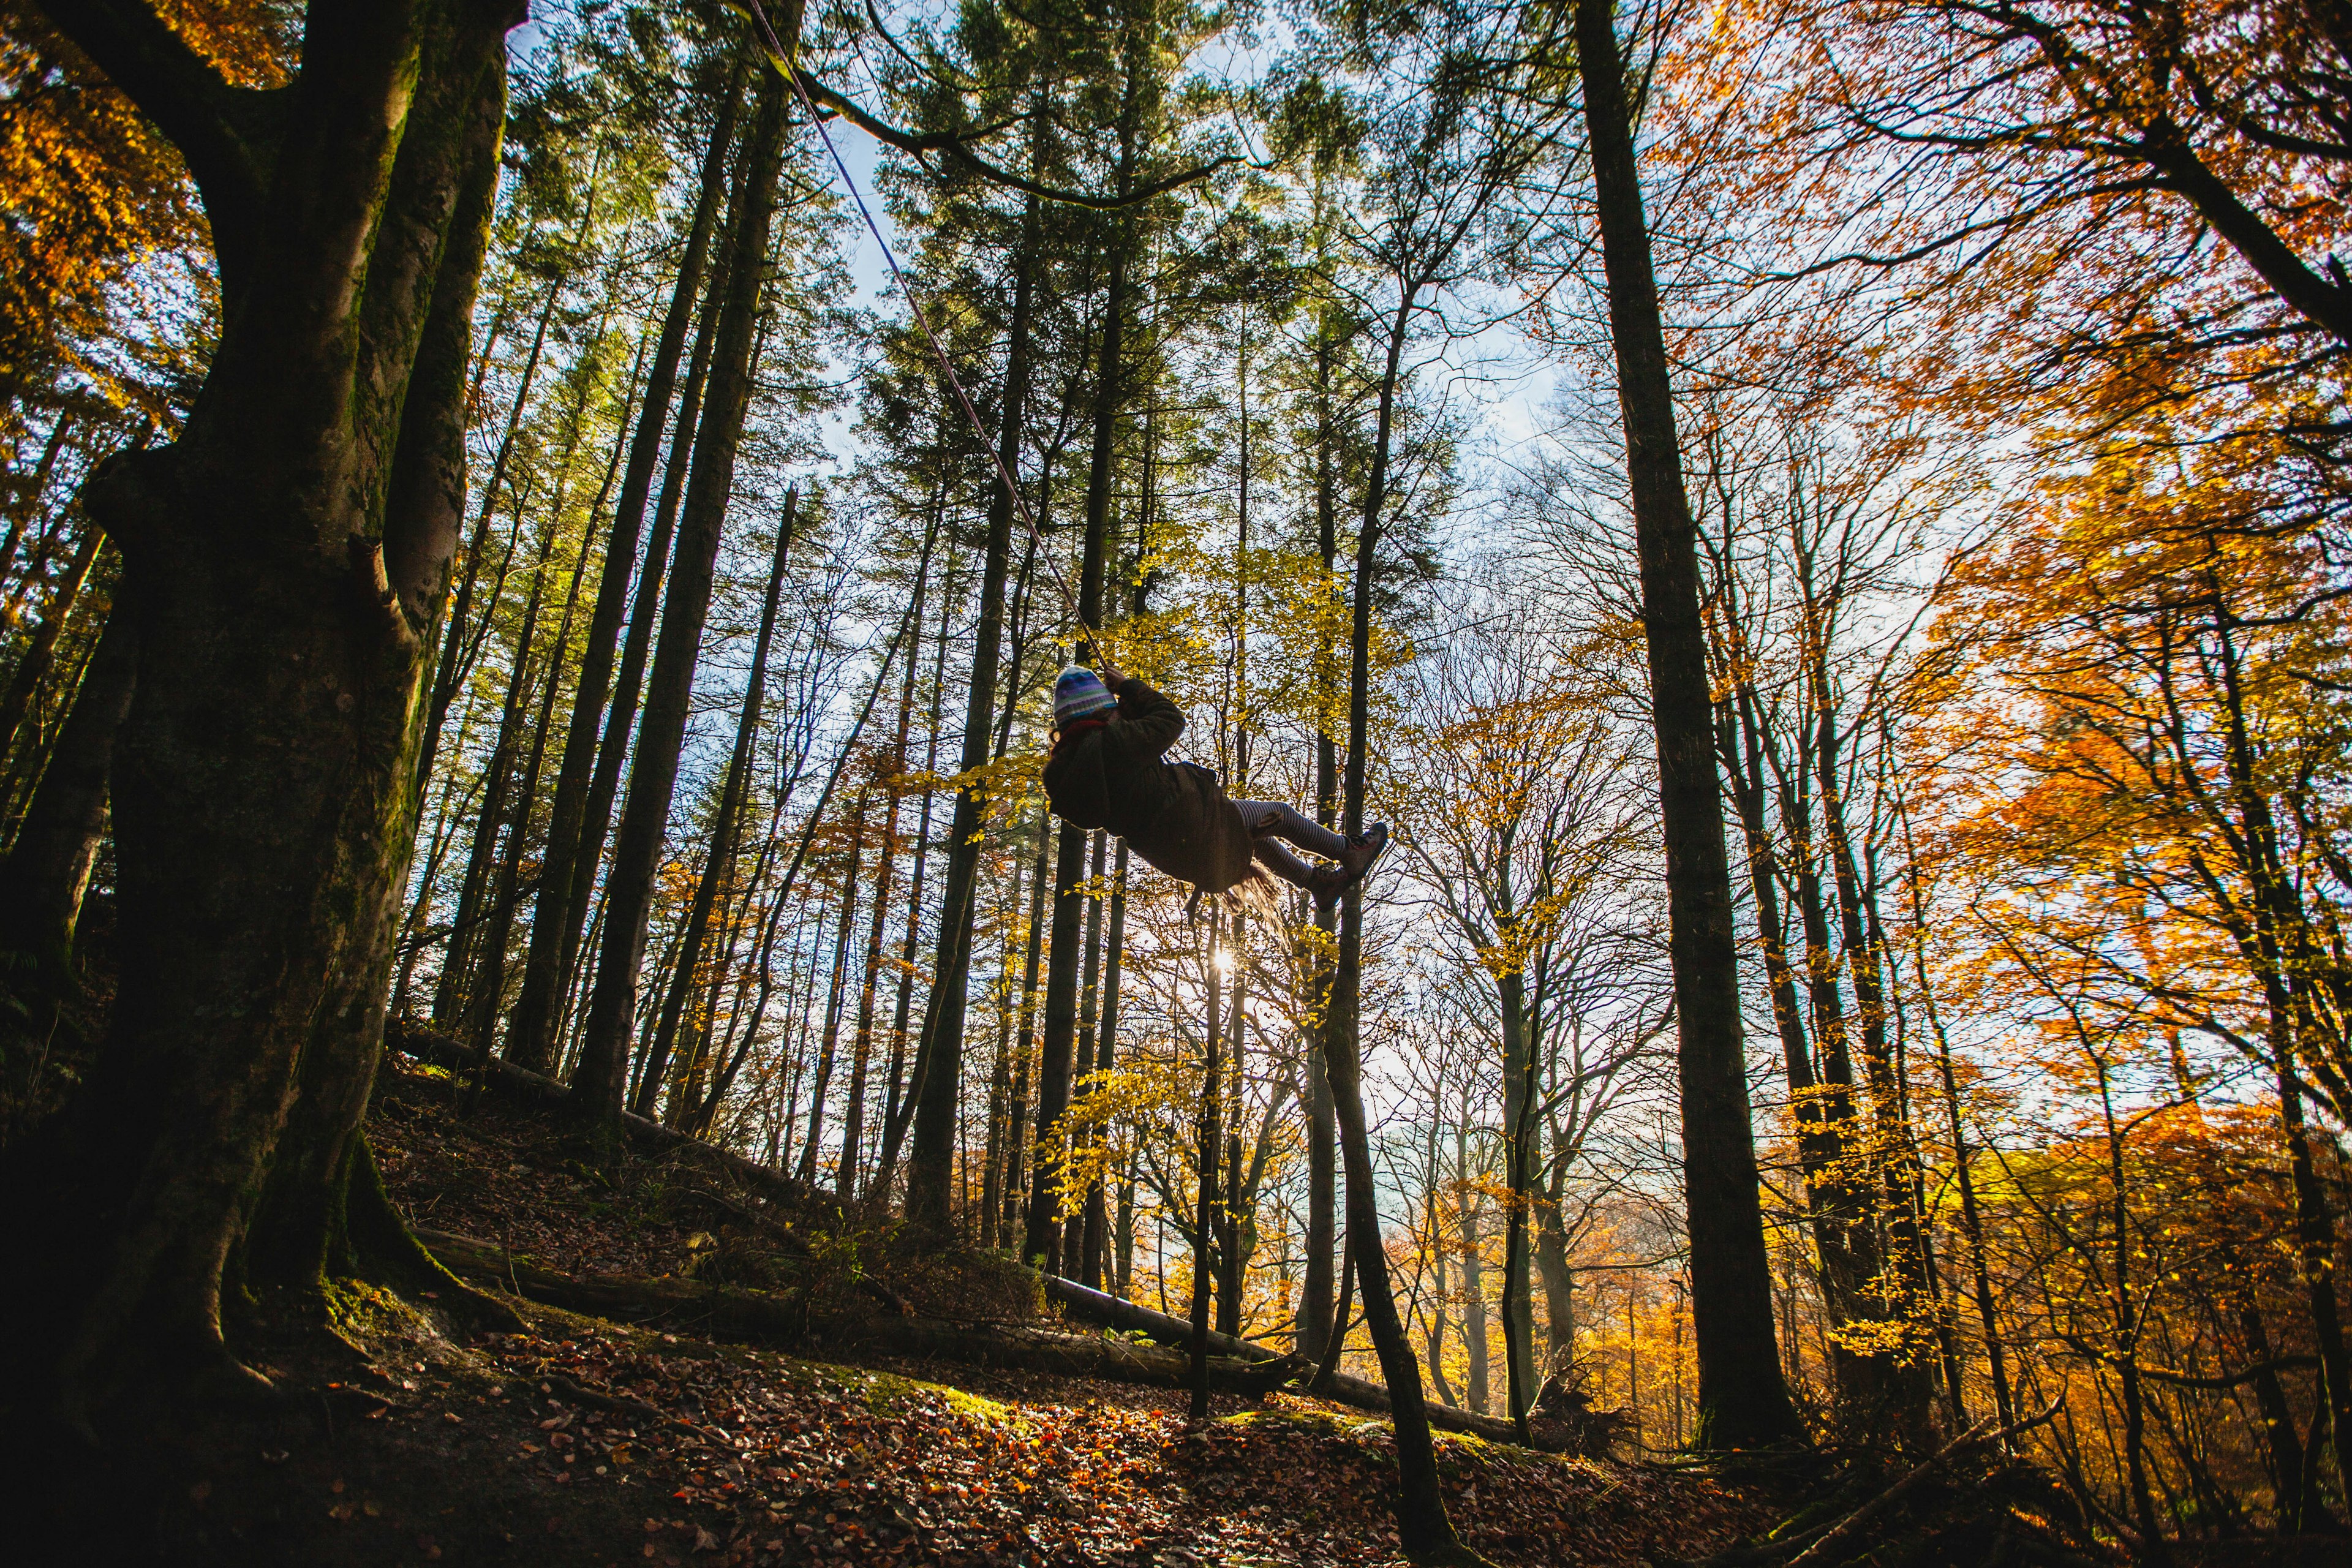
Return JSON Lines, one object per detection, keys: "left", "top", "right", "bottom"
{"left": 1496, "top": 968, "right": 1537, "bottom": 1429}
{"left": 1460, "top": 1136, "right": 1491, "bottom": 1417}
{"left": 1024, "top": 218, "right": 1132, "bottom": 1268}
{"left": 507, "top": 56, "right": 746, "bottom": 1072}
{"left": 1191, "top": 913, "right": 1224, "bottom": 1421}
{"left": 1070, "top": 829, "right": 1109, "bottom": 1284}
{"left": 1572, "top": 0, "right": 1797, "bottom": 1450}
{"left": 904, "top": 186, "right": 1040, "bottom": 1231}
{"left": 0, "top": 603, "right": 134, "bottom": 969}
{"left": 633, "top": 486, "right": 796, "bottom": 1115}
{"left": 1079, "top": 839, "right": 1128, "bottom": 1286}
{"left": 14, "top": 0, "right": 519, "bottom": 1422}
{"left": 794, "top": 802, "right": 865, "bottom": 1184}
{"left": 1297, "top": 311, "right": 1342, "bottom": 1362}
{"left": 1534, "top": 1188, "right": 1576, "bottom": 1363}
{"left": 997, "top": 815, "right": 1050, "bottom": 1240}
{"left": 570, "top": 73, "right": 789, "bottom": 1147}
{"left": 0, "top": 521, "right": 104, "bottom": 762}
{"left": 1324, "top": 259, "right": 1472, "bottom": 1558}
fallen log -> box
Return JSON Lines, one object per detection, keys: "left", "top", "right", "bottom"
{"left": 1040, "top": 1272, "right": 1549, "bottom": 1450}
{"left": 419, "top": 1227, "right": 813, "bottom": 1340}
{"left": 415, "top": 1223, "right": 1552, "bottom": 1450}
{"left": 1041, "top": 1275, "right": 1283, "bottom": 1362}
{"left": 671, "top": 1182, "right": 911, "bottom": 1316}
{"left": 842, "top": 1316, "right": 1288, "bottom": 1395}
{"left": 417, "top": 1228, "right": 1276, "bottom": 1395}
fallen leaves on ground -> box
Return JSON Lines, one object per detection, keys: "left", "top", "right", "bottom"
{"left": 369, "top": 1058, "right": 1770, "bottom": 1566}
{"left": 470, "top": 1323, "right": 1764, "bottom": 1567}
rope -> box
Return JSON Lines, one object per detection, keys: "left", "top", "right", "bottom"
{"left": 727, "top": 0, "right": 1099, "bottom": 654}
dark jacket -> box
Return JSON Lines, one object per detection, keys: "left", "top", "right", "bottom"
{"left": 1042, "top": 676, "right": 1253, "bottom": 893}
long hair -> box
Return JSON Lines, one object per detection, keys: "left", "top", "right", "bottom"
{"left": 1222, "top": 864, "right": 1283, "bottom": 921}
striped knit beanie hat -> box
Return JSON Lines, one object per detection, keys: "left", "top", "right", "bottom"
{"left": 1054, "top": 665, "right": 1117, "bottom": 728}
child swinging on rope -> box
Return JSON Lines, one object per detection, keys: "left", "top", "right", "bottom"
{"left": 1043, "top": 662, "right": 1389, "bottom": 907}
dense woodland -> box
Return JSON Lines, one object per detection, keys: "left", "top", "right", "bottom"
{"left": 3, "top": 0, "right": 2349, "bottom": 1562}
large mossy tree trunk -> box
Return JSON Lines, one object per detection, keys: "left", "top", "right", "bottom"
{"left": 1573, "top": 0, "right": 1798, "bottom": 1451}
{"left": 11, "top": 0, "right": 522, "bottom": 1421}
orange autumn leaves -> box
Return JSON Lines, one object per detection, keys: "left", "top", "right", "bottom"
{"left": 1914, "top": 409, "right": 2352, "bottom": 1107}
{"left": 0, "top": 1, "right": 290, "bottom": 420}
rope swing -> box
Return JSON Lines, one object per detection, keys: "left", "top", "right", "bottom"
{"left": 727, "top": 0, "right": 1099, "bottom": 651}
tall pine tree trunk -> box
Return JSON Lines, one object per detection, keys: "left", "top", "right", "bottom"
{"left": 1572, "top": 0, "right": 1796, "bottom": 1450}
{"left": 1317, "top": 256, "right": 1476, "bottom": 1557}
{"left": 904, "top": 185, "right": 1041, "bottom": 1231}
{"left": 1079, "top": 838, "right": 1128, "bottom": 1287}
{"left": 1189, "top": 912, "right": 1224, "bottom": 1420}
{"left": 508, "top": 56, "right": 746, "bottom": 1072}
{"left": 633, "top": 486, "right": 796, "bottom": 1114}
{"left": 570, "top": 74, "right": 789, "bottom": 1145}
{"left": 998, "top": 815, "right": 1050, "bottom": 1240}
{"left": 1025, "top": 179, "right": 1132, "bottom": 1264}
{"left": 1297, "top": 314, "right": 1342, "bottom": 1361}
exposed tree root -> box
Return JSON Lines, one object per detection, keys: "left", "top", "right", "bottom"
{"left": 342, "top": 1129, "right": 521, "bottom": 1332}
{"left": 529, "top": 1368, "right": 733, "bottom": 1453}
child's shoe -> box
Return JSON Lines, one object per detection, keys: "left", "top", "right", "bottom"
{"left": 1340, "top": 823, "right": 1389, "bottom": 882}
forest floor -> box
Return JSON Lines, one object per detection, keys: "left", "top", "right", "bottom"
{"left": 19, "top": 1055, "right": 1781, "bottom": 1568}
